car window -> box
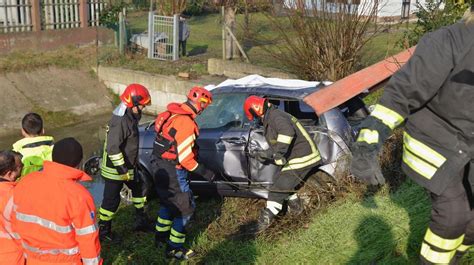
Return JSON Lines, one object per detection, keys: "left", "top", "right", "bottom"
{"left": 284, "top": 100, "right": 318, "bottom": 120}
{"left": 195, "top": 93, "right": 248, "bottom": 129}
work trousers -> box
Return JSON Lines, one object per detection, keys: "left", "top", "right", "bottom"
{"left": 267, "top": 166, "right": 313, "bottom": 205}
{"left": 420, "top": 165, "right": 474, "bottom": 264}
{"left": 179, "top": 40, "right": 187, "bottom": 57}
{"left": 153, "top": 158, "right": 195, "bottom": 249}
{"left": 99, "top": 178, "right": 147, "bottom": 222}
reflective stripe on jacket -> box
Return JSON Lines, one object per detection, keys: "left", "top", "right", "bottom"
{"left": 366, "top": 22, "right": 474, "bottom": 194}
{"left": 263, "top": 107, "right": 321, "bottom": 171}
{"left": 12, "top": 161, "right": 102, "bottom": 264}
{"left": 101, "top": 109, "right": 139, "bottom": 181}
{"left": 162, "top": 103, "right": 200, "bottom": 172}
{"left": 12, "top": 136, "right": 54, "bottom": 176}
{"left": 0, "top": 181, "right": 24, "bottom": 265}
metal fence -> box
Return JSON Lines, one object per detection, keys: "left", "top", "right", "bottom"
{"left": 0, "top": 0, "right": 105, "bottom": 33}
{"left": 0, "top": 0, "right": 33, "bottom": 32}
{"left": 88, "top": 0, "right": 104, "bottom": 26}
{"left": 147, "top": 12, "right": 178, "bottom": 61}
{"left": 43, "top": 0, "right": 80, "bottom": 29}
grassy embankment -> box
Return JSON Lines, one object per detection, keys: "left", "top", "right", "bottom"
{"left": 2, "top": 11, "right": 455, "bottom": 264}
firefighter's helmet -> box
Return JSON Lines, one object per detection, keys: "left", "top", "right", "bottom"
{"left": 243, "top": 95, "right": 267, "bottom": 121}
{"left": 187, "top": 86, "right": 212, "bottom": 113}
{"left": 120, "top": 84, "right": 151, "bottom": 108}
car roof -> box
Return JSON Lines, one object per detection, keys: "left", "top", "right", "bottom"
{"left": 211, "top": 84, "right": 326, "bottom": 100}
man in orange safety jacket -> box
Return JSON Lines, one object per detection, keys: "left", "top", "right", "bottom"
{"left": 12, "top": 137, "right": 102, "bottom": 265}
{"left": 0, "top": 150, "right": 24, "bottom": 264}
{"left": 152, "top": 86, "right": 215, "bottom": 260}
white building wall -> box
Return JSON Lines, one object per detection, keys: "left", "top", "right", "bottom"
{"left": 284, "top": 0, "right": 427, "bottom": 19}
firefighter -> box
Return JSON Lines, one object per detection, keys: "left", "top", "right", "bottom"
{"left": 12, "top": 138, "right": 102, "bottom": 265}
{"left": 0, "top": 151, "right": 24, "bottom": 265}
{"left": 12, "top": 112, "right": 54, "bottom": 177}
{"left": 243, "top": 95, "right": 321, "bottom": 233}
{"left": 98, "top": 83, "right": 152, "bottom": 242}
{"left": 350, "top": 8, "right": 474, "bottom": 265}
{"left": 152, "top": 86, "right": 215, "bottom": 260}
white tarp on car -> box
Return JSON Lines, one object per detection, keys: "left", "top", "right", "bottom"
{"left": 205, "top": 74, "right": 332, "bottom": 90}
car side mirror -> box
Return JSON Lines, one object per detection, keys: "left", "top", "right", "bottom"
{"left": 83, "top": 156, "right": 101, "bottom": 176}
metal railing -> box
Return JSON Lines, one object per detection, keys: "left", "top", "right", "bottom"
{"left": 0, "top": 0, "right": 33, "bottom": 32}
{"left": 43, "top": 0, "right": 80, "bottom": 29}
{"left": 0, "top": 0, "right": 105, "bottom": 33}
{"left": 88, "top": 0, "right": 104, "bottom": 26}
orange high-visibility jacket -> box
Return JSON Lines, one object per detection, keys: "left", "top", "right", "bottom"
{"left": 12, "top": 161, "right": 102, "bottom": 265}
{"left": 164, "top": 103, "right": 200, "bottom": 171}
{"left": 0, "top": 181, "right": 24, "bottom": 265}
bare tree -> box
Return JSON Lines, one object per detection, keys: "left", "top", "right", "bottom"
{"left": 263, "top": 0, "right": 383, "bottom": 81}
{"left": 156, "top": 0, "right": 187, "bottom": 15}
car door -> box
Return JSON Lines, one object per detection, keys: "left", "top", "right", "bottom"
{"left": 193, "top": 92, "right": 251, "bottom": 184}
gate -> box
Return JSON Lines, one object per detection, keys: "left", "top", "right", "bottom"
{"left": 147, "top": 12, "right": 178, "bottom": 61}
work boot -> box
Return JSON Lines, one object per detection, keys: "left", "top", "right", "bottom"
{"left": 134, "top": 209, "right": 154, "bottom": 232}
{"left": 154, "top": 232, "right": 169, "bottom": 248}
{"left": 166, "top": 245, "right": 196, "bottom": 260}
{"left": 248, "top": 208, "right": 276, "bottom": 234}
{"left": 98, "top": 220, "right": 121, "bottom": 243}
{"left": 287, "top": 196, "right": 304, "bottom": 216}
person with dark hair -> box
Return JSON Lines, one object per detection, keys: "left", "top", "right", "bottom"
{"left": 350, "top": 7, "right": 474, "bottom": 264}
{"left": 98, "top": 84, "right": 153, "bottom": 242}
{"left": 11, "top": 138, "right": 102, "bottom": 265}
{"left": 12, "top": 112, "right": 54, "bottom": 176}
{"left": 0, "top": 150, "right": 24, "bottom": 264}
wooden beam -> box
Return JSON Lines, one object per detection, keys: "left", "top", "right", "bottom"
{"left": 303, "top": 47, "right": 416, "bottom": 116}
{"left": 225, "top": 25, "right": 250, "bottom": 63}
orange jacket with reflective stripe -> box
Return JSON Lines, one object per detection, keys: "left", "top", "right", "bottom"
{"left": 0, "top": 181, "right": 24, "bottom": 265}
{"left": 164, "top": 103, "right": 200, "bottom": 171}
{"left": 11, "top": 161, "right": 102, "bottom": 264}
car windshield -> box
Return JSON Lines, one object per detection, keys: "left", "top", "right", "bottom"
{"left": 195, "top": 93, "right": 248, "bottom": 129}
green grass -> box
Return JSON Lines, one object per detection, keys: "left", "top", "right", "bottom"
{"left": 103, "top": 178, "right": 474, "bottom": 264}
{"left": 0, "top": 45, "right": 97, "bottom": 73}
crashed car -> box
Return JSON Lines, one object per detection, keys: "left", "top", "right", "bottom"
{"left": 131, "top": 75, "right": 368, "bottom": 199}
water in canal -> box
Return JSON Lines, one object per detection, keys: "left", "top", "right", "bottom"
{"left": 0, "top": 113, "right": 155, "bottom": 206}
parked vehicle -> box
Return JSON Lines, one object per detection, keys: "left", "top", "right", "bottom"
{"left": 134, "top": 76, "right": 367, "bottom": 199}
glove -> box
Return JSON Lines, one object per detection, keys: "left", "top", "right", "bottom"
{"left": 256, "top": 149, "right": 274, "bottom": 163}
{"left": 120, "top": 172, "right": 132, "bottom": 181}
{"left": 193, "top": 164, "right": 216, "bottom": 183}
{"left": 116, "top": 165, "right": 132, "bottom": 181}
{"left": 350, "top": 142, "right": 385, "bottom": 185}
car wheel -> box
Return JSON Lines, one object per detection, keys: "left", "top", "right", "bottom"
{"left": 297, "top": 171, "right": 339, "bottom": 211}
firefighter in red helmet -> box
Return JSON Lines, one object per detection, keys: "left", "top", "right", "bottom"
{"left": 98, "top": 84, "right": 153, "bottom": 242}
{"left": 243, "top": 95, "right": 321, "bottom": 233}
{"left": 152, "top": 86, "right": 215, "bottom": 260}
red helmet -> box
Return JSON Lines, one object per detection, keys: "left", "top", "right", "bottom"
{"left": 120, "top": 84, "right": 151, "bottom": 108}
{"left": 187, "top": 86, "right": 212, "bottom": 113}
{"left": 243, "top": 95, "right": 266, "bottom": 121}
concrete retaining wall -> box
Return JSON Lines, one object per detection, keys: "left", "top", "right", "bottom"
{"left": 97, "top": 66, "right": 206, "bottom": 114}
{"left": 0, "top": 27, "right": 113, "bottom": 54}
{"left": 0, "top": 67, "right": 111, "bottom": 136}
{"left": 207, "top": 58, "right": 297, "bottom": 79}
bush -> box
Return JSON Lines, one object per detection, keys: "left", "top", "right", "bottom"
{"left": 185, "top": 0, "right": 206, "bottom": 15}
{"left": 398, "top": 0, "right": 468, "bottom": 48}
{"left": 99, "top": 2, "right": 128, "bottom": 28}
